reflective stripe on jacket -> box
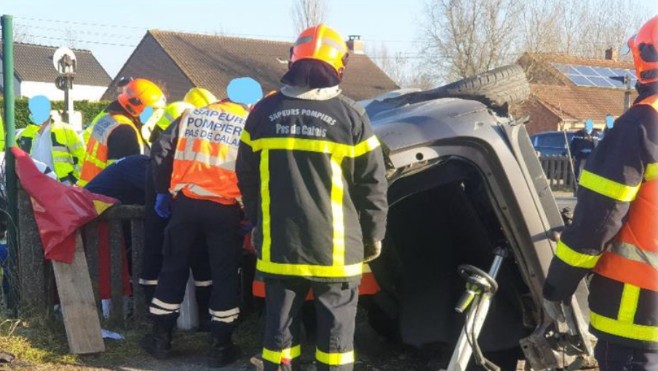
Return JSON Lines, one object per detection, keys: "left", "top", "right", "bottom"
{"left": 169, "top": 101, "right": 247, "bottom": 204}
{"left": 546, "top": 92, "right": 658, "bottom": 349}
{"left": 17, "top": 122, "right": 85, "bottom": 183}
{"left": 78, "top": 113, "right": 143, "bottom": 186}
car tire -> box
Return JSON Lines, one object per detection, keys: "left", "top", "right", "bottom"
{"left": 437, "top": 64, "right": 531, "bottom": 109}
{"left": 365, "top": 64, "right": 530, "bottom": 117}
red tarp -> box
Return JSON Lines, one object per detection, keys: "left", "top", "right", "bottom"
{"left": 12, "top": 147, "right": 117, "bottom": 263}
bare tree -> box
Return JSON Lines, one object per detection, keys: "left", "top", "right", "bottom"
{"left": 291, "top": 0, "right": 329, "bottom": 34}
{"left": 419, "top": 0, "right": 525, "bottom": 84}
{"left": 64, "top": 28, "right": 77, "bottom": 49}
{"left": 369, "top": 43, "right": 435, "bottom": 89}
{"left": 13, "top": 24, "right": 33, "bottom": 43}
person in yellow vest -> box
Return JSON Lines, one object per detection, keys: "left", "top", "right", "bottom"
{"left": 141, "top": 77, "right": 262, "bottom": 367}
{"left": 0, "top": 114, "right": 5, "bottom": 152}
{"left": 77, "top": 78, "right": 165, "bottom": 186}
{"left": 236, "top": 24, "right": 388, "bottom": 371}
{"left": 17, "top": 95, "right": 84, "bottom": 185}
{"left": 82, "top": 76, "right": 136, "bottom": 145}
{"left": 543, "top": 16, "right": 658, "bottom": 371}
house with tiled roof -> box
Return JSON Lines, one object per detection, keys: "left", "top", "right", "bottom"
{"left": 102, "top": 30, "right": 399, "bottom": 102}
{"left": 0, "top": 42, "right": 111, "bottom": 101}
{"left": 515, "top": 52, "right": 638, "bottom": 134}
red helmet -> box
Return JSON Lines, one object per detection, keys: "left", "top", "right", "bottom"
{"left": 290, "top": 24, "right": 349, "bottom": 77}
{"left": 118, "top": 78, "right": 166, "bottom": 117}
{"left": 629, "top": 16, "right": 658, "bottom": 84}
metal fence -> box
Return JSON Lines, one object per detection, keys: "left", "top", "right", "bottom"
{"left": 17, "top": 189, "right": 146, "bottom": 327}
{"left": 538, "top": 156, "right": 577, "bottom": 192}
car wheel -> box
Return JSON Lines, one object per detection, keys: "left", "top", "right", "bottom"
{"left": 437, "top": 64, "right": 531, "bottom": 110}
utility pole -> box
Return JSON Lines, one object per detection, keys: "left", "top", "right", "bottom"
{"left": 2, "top": 14, "right": 18, "bottom": 314}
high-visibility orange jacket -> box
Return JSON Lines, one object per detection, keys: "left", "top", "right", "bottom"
{"left": 152, "top": 100, "right": 248, "bottom": 205}
{"left": 78, "top": 112, "right": 144, "bottom": 186}
{"left": 544, "top": 87, "right": 658, "bottom": 350}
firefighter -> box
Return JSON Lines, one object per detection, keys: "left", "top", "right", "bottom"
{"left": 82, "top": 76, "right": 135, "bottom": 145}
{"left": 141, "top": 78, "right": 262, "bottom": 367}
{"left": 140, "top": 90, "right": 217, "bottom": 330}
{"left": 78, "top": 78, "right": 165, "bottom": 186}
{"left": 543, "top": 16, "right": 658, "bottom": 371}
{"left": 236, "top": 24, "right": 388, "bottom": 371}
{"left": 18, "top": 95, "right": 85, "bottom": 185}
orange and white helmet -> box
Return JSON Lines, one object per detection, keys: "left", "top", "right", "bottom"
{"left": 290, "top": 24, "right": 349, "bottom": 77}
{"left": 183, "top": 87, "right": 217, "bottom": 108}
{"left": 629, "top": 16, "right": 658, "bottom": 84}
{"left": 118, "top": 78, "right": 166, "bottom": 117}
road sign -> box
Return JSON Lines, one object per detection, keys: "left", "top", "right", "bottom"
{"left": 52, "top": 47, "right": 77, "bottom": 74}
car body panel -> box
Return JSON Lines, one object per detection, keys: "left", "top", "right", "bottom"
{"left": 365, "top": 95, "right": 591, "bottom": 368}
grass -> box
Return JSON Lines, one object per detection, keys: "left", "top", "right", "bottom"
{"left": 0, "top": 307, "right": 264, "bottom": 370}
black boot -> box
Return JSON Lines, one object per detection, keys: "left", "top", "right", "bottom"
{"left": 208, "top": 339, "right": 241, "bottom": 368}
{"left": 208, "top": 323, "right": 241, "bottom": 368}
{"left": 140, "top": 316, "right": 175, "bottom": 360}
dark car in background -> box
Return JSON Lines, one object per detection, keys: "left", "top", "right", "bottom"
{"left": 529, "top": 131, "right": 575, "bottom": 156}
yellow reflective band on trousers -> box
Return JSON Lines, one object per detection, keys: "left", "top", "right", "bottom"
{"left": 579, "top": 170, "right": 640, "bottom": 202}
{"left": 252, "top": 134, "right": 380, "bottom": 278}
{"left": 645, "top": 163, "right": 658, "bottom": 182}
{"left": 315, "top": 348, "right": 355, "bottom": 366}
{"left": 591, "top": 311, "right": 658, "bottom": 342}
{"left": 555, "top": 240, "right": 601, "bottom": 269}
{"left": 262, "top": 345, "right": 301, "bottom": 364}
{"left": 617, "top": 284, "right": 640, "bottom": 323}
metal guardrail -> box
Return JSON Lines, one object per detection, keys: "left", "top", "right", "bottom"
{"left": 538, "top": 156, "right": 577, "bottom": 192}
{"left": 17, "top": 189, "right": 146, "bottom": 326}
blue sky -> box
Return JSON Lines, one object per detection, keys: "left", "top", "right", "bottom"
{"left": 2, "top": 0, "right": 657, "bottom": 79}
{"left": 2, "top": 0, "right": 424, "bottom": 78}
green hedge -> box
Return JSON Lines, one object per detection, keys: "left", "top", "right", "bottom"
{"left": 0, "top": 97, "right": 110, "bottom": 129}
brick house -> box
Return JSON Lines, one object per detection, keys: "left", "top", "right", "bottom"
{"left": 515, "top": 52, "right": 638, "bottom": 135}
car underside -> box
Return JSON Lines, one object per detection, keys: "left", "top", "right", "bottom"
{"left": 361, "top": 65, "right": 593, "bottom": 370}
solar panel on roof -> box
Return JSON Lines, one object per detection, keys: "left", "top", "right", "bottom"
{"left": 589, "top": 76, "right": 615, "bottom": 87}
{"left": 552, "top": 63, "right": 637, "bottom": 89}
{"left": 569, "top": 75, "right": 596, "bottom": 86}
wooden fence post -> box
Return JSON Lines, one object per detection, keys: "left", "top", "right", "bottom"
{"left": 16, "top": 189, "right": 47, "bottom": 314}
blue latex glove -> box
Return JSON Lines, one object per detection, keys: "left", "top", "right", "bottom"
{"left": 154, "top": 193, "right": 172, "bottom": 218}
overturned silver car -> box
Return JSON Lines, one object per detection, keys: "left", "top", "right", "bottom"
{"left": 361, "top": 65, "right": 593, "bottom": 371}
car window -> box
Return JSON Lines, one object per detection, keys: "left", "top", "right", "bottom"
{"left": 541, "top": 134, "right": 565, "bottom": 148}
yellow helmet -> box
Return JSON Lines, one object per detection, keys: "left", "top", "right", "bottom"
{"left": 290, "top": 24, "right": 349, "bottom": 77}
{"left": 156, "top": 101, "right": 194, "bottom": 130}
{"left": 184, "top": 87, "right": 217, "bottom": 108}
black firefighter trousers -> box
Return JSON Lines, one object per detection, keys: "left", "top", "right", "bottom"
{"left": 141, "top": 166, "right": 212, "bottom": 300}
{"left": 262, "top": 278, "right": 359, "bottom": 371}
{"left": 150, "top": 195, "right": 242, "bottom": 345}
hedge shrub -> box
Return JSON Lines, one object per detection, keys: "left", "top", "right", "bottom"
{"left": 0, "top": 97, "right": 110, "bottom": 129}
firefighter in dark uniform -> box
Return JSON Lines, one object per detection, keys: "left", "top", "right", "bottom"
{"left": 236, "top": 24, "right": 388, "bottom": 371}
{"left": 543, "top": 16, "right": 658, "bottom": 371}
{"left": 141, "top": 78, "right": 261, "bottom": 368}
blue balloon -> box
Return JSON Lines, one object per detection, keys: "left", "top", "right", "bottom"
{"left": 585, "top": 119, "right": 594, "bottom": 133}
{"left": 28, "top": 95, "right": 51, "bottom": 125}
{"left": 606, "top": 115, "right": 614, "bottom": 129}
{"left": 140, "top": 106, "right": 154, "bottom": 124}
{"left": 227, "top": 77, "right": 263, "bottom": 106}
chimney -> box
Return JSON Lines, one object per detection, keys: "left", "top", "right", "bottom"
{"left": 605, "top": 47, "right": 617, "bottom": 61}
{"left": 346, "top": 35, "right": 365, "bottom": 55}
